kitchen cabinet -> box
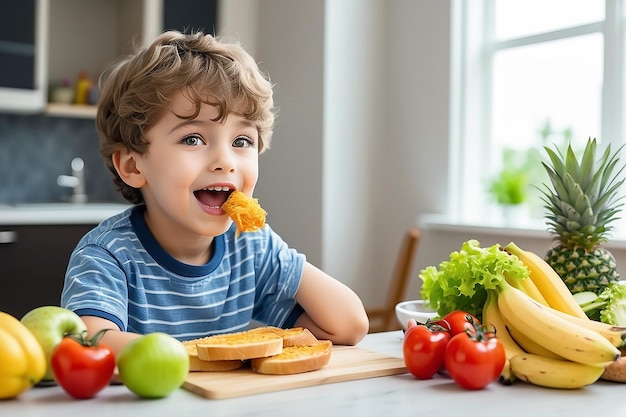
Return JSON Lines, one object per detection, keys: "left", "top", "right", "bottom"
{"left": 162, "top": 0, "right": 218, "bottom": 35}
{"left": 0, "top": 0, "right": 155, "bottom": 116}
{"left": 0, "top": 0, "right": 48, "bottom": 112}
{"left": 46, "top": 0, "right": 160, "bottom": 118}
{"left": 0, "top": 0, "right": 218, "bottom": 118}
{"left": 46, "top": 0, "right": 217, "bottom": 119}
{"left": 0, "top": 223, "right": 94, "bottom": 319}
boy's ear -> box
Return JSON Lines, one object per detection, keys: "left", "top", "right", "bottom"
{"left": 112, "top": 149, "right": 146, "bottom": 188}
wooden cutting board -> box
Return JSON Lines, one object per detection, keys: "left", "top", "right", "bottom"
{"left": 183, "top": 345, "right": 407, "bottom": 399}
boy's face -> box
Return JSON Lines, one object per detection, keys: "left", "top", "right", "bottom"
{"left": 129, "top": 90, "right": 260, "bottom": 239}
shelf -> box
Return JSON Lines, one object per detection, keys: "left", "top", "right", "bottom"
{"left": 45, "top": 103, "right": 97, "bottom": 119}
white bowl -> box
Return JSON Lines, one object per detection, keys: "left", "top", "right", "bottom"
{"left": 395, "top": 300, "right": 438, "bottom": 330}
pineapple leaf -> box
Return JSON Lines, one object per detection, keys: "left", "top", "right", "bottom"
{"left": 576, "top": 139, "right": 597, "bottom": 191}
{"left": 578, "top": 204, "right": 597, "bottom": 226}
{"left": 564, "top": 143, "right": 582, "bottom": 181}
{"left": 579, "top": 224, "right": 597, "bottom": 235}
{"left": 541, "top": 137, "right": 626, "bottom": 248}
{"left": 600, "top": 152, "right": 626, "bottom": 194}
{"left": 544, "top": 146, "right": 565, "bottom": 173}
{"left": 597, "top": 207, "right": 624, "bottom": 231}
{"left": 592, "top": 179, "right": 625, "bottom": 215}
{"left": 566, "top": 220, "right": 582, "bottom": 230}
{"left": 558, "top": 199, "right": 581, "bottom": 222}
{"left": 584, "top": 147, "right": 611, "bottom": 204}
{"left": 541, "top": 162, "right": 571, "bottom": 202}
{"left": 562, "top": 173, "right": 583, "bottom": 205}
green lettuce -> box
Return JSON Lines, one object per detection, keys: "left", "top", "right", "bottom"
{"left": 576, "top": 282, "right": 626, "bottom": 326}
{"left": 599, "top": 282, "right": 626, "bottom": 326}
{"left": 419, "top": 239, "right": 529, "bottom": 319}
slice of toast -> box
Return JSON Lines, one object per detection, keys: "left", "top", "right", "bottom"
{"left": 247, "top": 326, "right": 319, "bottom": 347}
{"left": 194, "top": 329, "right": 283, "bottom": 361}
{"left": 183, "top": 341, "right": 243, "bottom": 372}
{"left": 250, "top": 340, "right": 333, "bottom": 375}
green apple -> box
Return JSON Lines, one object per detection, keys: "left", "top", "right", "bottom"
{"left": 117, "top": 332, "right": 189, "bottom": 398}
{"left": 20, "top": 306, "right": 87, "bottom": 382}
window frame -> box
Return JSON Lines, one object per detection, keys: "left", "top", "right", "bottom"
{"left": 449, "top": 0, "right": 626, "bottom": 224}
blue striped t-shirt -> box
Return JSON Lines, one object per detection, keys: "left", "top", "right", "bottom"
{"left": 61, "top": 205, "right": 305, "bottom": 341}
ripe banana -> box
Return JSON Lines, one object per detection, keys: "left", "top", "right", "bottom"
{"left": 482, "top": 289, "right": 524, "bottom": 384}
{"left": 503, "top": 319, "right": 563, "bottom": 360}
{"left": 497, "top": 282, "right": 620, "bottom": 366}
{"left": 504, "top": 242, "right": 588, "bottom": 319}
{"left": 0, "top": 311, "right": 46, "bottom": 398}
{"left": 510, "top": 353, "right": 604, "bottom": 389}
{"left": 537, "top": 298, "right": 626, "bottom": 348}
{"left": 499, "top": 359, "right": 515, "bottom": 386}
{"left": 505, "top": 272, "right": 549, "bottom": 306}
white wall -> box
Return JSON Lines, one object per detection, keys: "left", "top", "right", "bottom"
{"left": 382, "top": 1, "right": 452, "bottom": 301}
{"left": 323, "top": 0, "right": 389, "bottom": 305}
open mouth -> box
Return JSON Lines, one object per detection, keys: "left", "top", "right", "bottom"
{"left": 194, "top": 186, "right": 234, "bottom": 209}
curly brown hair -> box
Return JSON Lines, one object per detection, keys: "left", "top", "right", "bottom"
{"left": 96, "top": 31, "right": 275, "bottom": 204}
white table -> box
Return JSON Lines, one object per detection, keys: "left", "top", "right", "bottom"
{"left": 5, "top": 331, "right": 626, "bottom": 417}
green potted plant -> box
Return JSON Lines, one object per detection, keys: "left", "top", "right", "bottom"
{"left": 487, "top": 167, "right": 528, "bottom": 206}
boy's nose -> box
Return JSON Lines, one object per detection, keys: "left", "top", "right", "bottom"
{"left": 209, "top": 146, "right": 236, "bottom": 172}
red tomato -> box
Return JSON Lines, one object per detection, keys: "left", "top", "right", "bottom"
{"left": 443, "top": 324, "right": 505, "bottom": 390}
{"left": 51, "top": 330, "right": 115, "bottom": 399}
{"left": 403, "top": 319, "right": 451, "bottom": 379}
{"left": 440, "top": 310, "right": 480, "bottom": 336}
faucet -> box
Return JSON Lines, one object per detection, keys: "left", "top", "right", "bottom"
{"left": 57, "top": 157, "right": 88, "bottom": 204}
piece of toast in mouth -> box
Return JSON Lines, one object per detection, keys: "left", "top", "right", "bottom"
{"left": 221, "top": 190, "right": 267, "bottom": 237}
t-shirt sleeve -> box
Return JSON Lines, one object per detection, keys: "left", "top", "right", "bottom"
{"left": 60, "top": 244, "right": 129, "bottom": 331}
{"left": 251, "top": 226, "right": 306, "bottom": 328}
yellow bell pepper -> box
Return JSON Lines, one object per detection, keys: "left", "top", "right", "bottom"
{"left": 0, "top": 311, "right": 46, "bottom": 399}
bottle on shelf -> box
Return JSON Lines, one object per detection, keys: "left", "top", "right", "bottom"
{"left": 50, "top": 77, "right": 74, "bottom": 104}
{"left": 74, "top": 71, "right": 92, "bottom": 105}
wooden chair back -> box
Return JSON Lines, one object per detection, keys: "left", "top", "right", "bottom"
{"left": 366, "top": 227, "right": 421, "bottom": 333}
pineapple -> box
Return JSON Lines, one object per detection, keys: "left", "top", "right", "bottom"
{"left": 541, "top": 138, "right": 625, "bottom": 294}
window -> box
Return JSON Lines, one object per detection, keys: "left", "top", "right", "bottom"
{"left": 449, "top": 0, "right": 625, "bottom": 224}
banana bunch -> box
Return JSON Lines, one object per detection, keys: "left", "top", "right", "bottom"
{"left": 481, "top": 243, "right": 626, "bottom": 389}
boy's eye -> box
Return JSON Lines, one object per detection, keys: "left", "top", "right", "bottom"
{"left": 181, "top": 135, "right": 204, "bottom": 146}
{"left": 233, "top": 136, "right": 255, "bottom": 148}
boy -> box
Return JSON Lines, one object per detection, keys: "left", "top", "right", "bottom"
{"left": 61, "top": 31, "right": 369, "bottom": 355}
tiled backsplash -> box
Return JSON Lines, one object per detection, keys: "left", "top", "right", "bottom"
{"left": 0, "top": 113, "right": 124, "bottom": 204}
